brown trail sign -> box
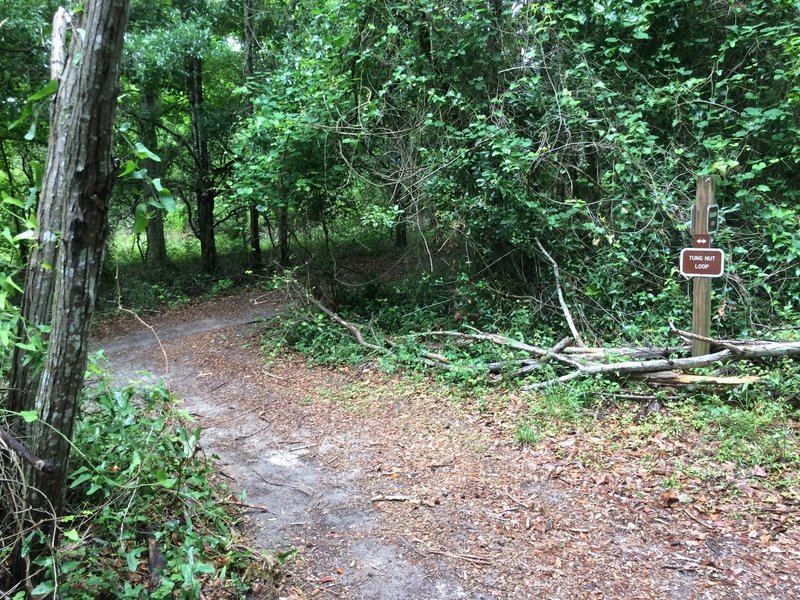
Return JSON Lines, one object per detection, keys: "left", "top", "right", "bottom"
{"left": 680, "top": 248, "right": 725, "bottom": 278}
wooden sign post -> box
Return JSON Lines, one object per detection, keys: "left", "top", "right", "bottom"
{"left": 691, "top": 177, "right": 714, "bottom": 356}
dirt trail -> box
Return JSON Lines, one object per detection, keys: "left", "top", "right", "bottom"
{"left": 94, "top": 292, "right": 800, "bottom": 599}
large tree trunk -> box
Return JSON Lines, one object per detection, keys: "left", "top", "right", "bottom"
{"left": 13, "top": 0, "right": 130, "bottom": 518}
{"left": 244, "top": 0, "right": 262, "bottom": 268}
{"left": 5, "top": 11, "right": 71, "bottom": 418}
{"left": 187, "top": 54, "right": 217, "bottom": 273}
{"left": 139, "top": 85, "right": 168, "bottom": 265}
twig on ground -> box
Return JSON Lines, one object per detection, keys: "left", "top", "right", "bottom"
{"left": 371, "top": 494, "right": 435, "bottom": 507}
{"left": 219, "top": 498, "right": 273, "bottom": 513}
{"left": 682, "top": 507, "right": 715, "bottom": 530}
{"left": 504, "top": 487, "right": 535, "bottom": 511}
{"left": 251, "top": 470, "right": 313, "bottom": 497}
{"left": 429, "top": 549, "right": 492, "bottom": 566}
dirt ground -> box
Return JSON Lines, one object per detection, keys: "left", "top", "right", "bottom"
{"left": 93, "top": 291, "right": 800, "bottom": 599}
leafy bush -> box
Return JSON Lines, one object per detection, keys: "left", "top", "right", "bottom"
{"left": 4, "top": 369, "right": 283, "bottom": 598}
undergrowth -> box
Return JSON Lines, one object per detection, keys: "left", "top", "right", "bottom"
{"left": 97, "top": 233, "right": 269, "bottom": 315}
{"left": 1, "top": 359, "right": 285, "bottom": 599}
{"left": 267, "top": 274, "right": 800, "bottom": 487}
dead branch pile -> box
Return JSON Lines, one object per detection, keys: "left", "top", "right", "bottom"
{"left": 289, "top": 284, "right": 800, "bottom": 390}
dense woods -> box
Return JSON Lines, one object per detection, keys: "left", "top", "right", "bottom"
{"left": 1, "top": 0, "right": 799, "bottom": 596}
{"left": 2, "top": 0, "right": 799, "bottom": 334}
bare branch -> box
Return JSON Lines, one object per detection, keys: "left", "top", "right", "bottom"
{"left": 534, "top": 238, "right": 585, "bottom": 347}
{"left": 0, "top": 427, "right": 57, "bottom": 474}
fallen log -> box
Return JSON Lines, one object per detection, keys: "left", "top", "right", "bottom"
{"left": 522, "top": 341, "right": 800, "bottom": 390}
{"left": 636, "top": 371, "right": 761, "bottom": 386}
{"left": 287, "top": 280, "right": 797, "bottom": 391}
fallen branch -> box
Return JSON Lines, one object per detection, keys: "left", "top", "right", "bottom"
{"left": 291, "top": 284, "right": 452, "bottom": 369}
{"left": 669, "top": 323, "right": 742, "bottom": 354}
{"left": 303, "top": 293, "right": 391, "bottom": 357}
{"left": 509, "top": 336, "right": 573, "bottom": 378}
{"left": 535, "top": 238, "right": 585, "bottom": 347}
{"left": 285, "top": 279, "right": 799, "bottom": 391}
{"left": 562, "top": 346, "right": 688, "bottom": 360}
{"left": 0, "top": 427, "right": 56, "bottom": 474}
{"left": 371, "top": 494, "right": 412, "bottom": 502}
{"left": 523, "top": 340, "right": 800, "bottom": 390}
{"left": 412, "top": 330, "right": 582, "bottom": 369}
{"left": 637, "top": 371, "right": 761, "bottom": 385}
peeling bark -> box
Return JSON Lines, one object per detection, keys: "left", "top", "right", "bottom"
{"left": 13, "top": 0, "right": 130, "bottom": 517}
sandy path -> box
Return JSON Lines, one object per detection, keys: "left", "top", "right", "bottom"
{"left": 94, "top": 292, "right": 474, "bottom": 599}
{"left": 93, "top": 292, "right": 800, "bottom": 599}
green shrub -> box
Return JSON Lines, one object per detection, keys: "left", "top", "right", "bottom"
{"left": 9, "top": 369, "right": 283, "bottom": 598}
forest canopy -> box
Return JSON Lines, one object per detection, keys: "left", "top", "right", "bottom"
{"left": 0, "top": 0, "right": 798, "bottom": 345}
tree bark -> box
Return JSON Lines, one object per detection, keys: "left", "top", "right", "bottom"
{"left": 244, "top": 0, "right": 262, "bottom": 268}
{"left": 7, "top": 9, "right": 79, "bottom": 418}
{"left": 278, "top": 204, "right": 289, "bottom": 266}
{"left": 139, "top": 85, "right": 168, "bottom": 265}
{"left": 187, "top": 54, "right": 217, "bottom": 273}
{"left": 15, "top": 0, "right": 130, "bottom": 518}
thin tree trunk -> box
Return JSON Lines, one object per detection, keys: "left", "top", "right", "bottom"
{"left": 0, "top": 141, "right": 29, "bottom": 266}
{"left": 139, "top": 86, "right": 168, "bottom": 265}
{"left": 244, "top": 0, "right": 262, "bottom": 268}
{"left": 187, "top": 54, "right": 216, "bottom": 273}
{"left": 278, "top": 204, "right": 289, "bottom": 267}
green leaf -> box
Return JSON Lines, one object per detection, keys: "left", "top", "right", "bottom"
{"left": 27, "top": 79, "right": 58, "bottom": 102}
{"left": 134, "top": 142, "right": 161, "bottom": 162}
{"left": 8, "top": 103, "right": 32, "bottom": 131}
{"left": 134, "top": 203, "right": 150, "bottom": 234}
{"left": 19, "top": 410, "right": 38, "bottom": 423}
{"left": 119, "top": 159, "right": 137, "bottom": 178}
{"left": 125, "top": 548, "right": 140, "bottom": 572}
{"left": 31, "top": 581, "right": 56, "bottom": 595}
{"left": 1, "top": 191, "right": 26, "bottom": 208}
{"left": 155, "top": 470, "right": 177, "bottom": 488}
{"left": 69, "top": 471, "right": 92, "bottom": 488}
{"left": 12, "top": 230, "right": 36, "bottom": 242}
{"left": 160, "top": 192, "right": 176, "bottom": 213}
{"left": 24, "top": 119, "right": 37, "bottom": 141}
{"left": 64, "top": 529, "right": 80, "bottom": 542}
